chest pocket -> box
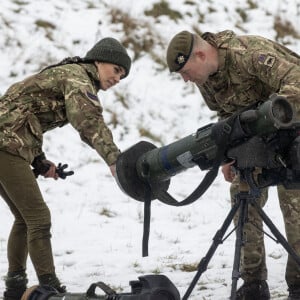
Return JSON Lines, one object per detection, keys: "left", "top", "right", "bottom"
{"left": 215, "top": 72, "right": 270, "bottom": 114}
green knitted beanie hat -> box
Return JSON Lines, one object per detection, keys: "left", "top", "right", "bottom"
{"left": 166, "top": 31, "right": 194, "bottom": 72}
{"left": 84, "top": 37, "right": 131, "bottom": 77}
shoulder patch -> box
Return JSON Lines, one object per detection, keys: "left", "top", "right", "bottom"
{"left": 86, "top": 91, "right": 99, "bottom": 102}
{"left": 258, "top": 54, "right": 266, "bottom": 63}
{"left": 258, "top": 54, "right": 276, "bottom": 67}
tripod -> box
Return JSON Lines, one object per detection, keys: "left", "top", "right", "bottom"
{"left": 182, "top": 168, "right": 300, "bottom": 300}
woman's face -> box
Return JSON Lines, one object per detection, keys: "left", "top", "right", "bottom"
{"left": 95, "top": 62, "right": 126, "bottom": 90}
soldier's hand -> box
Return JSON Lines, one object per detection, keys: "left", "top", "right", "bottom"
{"left": 221, "top": 161, "right": 236, "bottom": 183}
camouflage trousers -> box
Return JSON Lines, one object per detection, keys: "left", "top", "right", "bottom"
{"left": 230, "top": 176, "right": 300, "bottom": 287}
{"left": 0, "top": 150, "right": 55, "bottom": 276}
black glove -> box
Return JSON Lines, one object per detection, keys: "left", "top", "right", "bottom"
{"left": 32, "top": 155, "right": 50, "bottom": 177}
{"left": 32, "top": 155, "right": 74, "bottom": 179}
{"left": 56, "top": 163, "right": 74, "bottom": 179}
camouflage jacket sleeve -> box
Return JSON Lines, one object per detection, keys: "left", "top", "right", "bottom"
{"left": 235, "top": 42, "right": 300, "bottom": 116}
{"left": 62, "top": 65, "right": 120, "bottom": 166}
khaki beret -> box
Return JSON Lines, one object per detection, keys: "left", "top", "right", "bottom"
{"left": 166, "top": 31, "right": 194, "bottom": 72}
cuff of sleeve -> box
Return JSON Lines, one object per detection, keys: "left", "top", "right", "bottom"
{"left": 31, "top": 152, "right": 46, "bottom": 166}
{"left": 106, "top": 150, "right": 120, "bottom": 166}
{"left": 37, "top": 152, "right": 47, "bottom": 161}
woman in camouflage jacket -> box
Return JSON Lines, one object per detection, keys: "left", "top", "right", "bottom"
{"left": 0, "top": 37, "right": 131, "bottom": 300}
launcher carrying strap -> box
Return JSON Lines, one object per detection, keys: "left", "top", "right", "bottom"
{"left": 86, "top": 281, "right": 117, "bottom": 298}
{"left": 151, "top": 163, "right": 219, "bottom": 206}
{"left": 142, "top": 163, "right": 219, "bottom": 257}
{"left": 142, "top": 115, "right": 237, "bottom": 256}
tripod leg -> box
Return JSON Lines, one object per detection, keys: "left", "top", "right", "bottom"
{"left": 182, "top": 198, "right": 241, "bottom": 300}
{"left": 251, "top": 200, "right": 300, "bottom": 267}
{"left": 230, "top": 193, "right": 248, "bottom": 300}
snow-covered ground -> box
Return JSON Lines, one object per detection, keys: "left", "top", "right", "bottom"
{"left": 0, "top": 0, "right": 300, "bottom": 298}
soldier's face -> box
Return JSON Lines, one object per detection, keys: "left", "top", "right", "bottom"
{"left": 95, "top": 62, "right": 126, "bottom": 90}
{"left": 178, "top": 51, "right": 210, "bottom": 85}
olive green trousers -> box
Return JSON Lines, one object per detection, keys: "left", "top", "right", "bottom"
{"left": 230, "top": 175, "right": 300, "bottom": 287}
{"left": 0, "top": 151, "right": 55, "bottom": 276}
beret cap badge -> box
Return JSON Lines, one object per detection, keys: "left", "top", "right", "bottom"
{"left": 176, "top": 54, "right": 186, "bottom": 65}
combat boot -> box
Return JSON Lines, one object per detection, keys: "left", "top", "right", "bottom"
{"left": 288, "top": 285, "right": 300, "bottom": 299}
{"left": 38, "top": 273, "right": 66, "bottom": 293}
{"left": 236, "top": 280, "right": 270, "bottom": 300}
{"left": 3, "top": 270, "right": 28, "bottom": 300}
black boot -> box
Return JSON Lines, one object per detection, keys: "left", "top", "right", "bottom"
{"left": 3, "top": 270, "right": 28, "bottom": 300}
{"left": 236, "top": 280, "right": 270, "bottom": 300}
{"left": 38, "top": 274, "right": 66, "bottom": 293}
{"left": 288, "top": 285, "right": 300, "bottom": 300}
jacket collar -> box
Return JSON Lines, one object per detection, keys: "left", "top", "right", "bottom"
{"left": 80, "top": 63, "right": 101, "bottom": 91}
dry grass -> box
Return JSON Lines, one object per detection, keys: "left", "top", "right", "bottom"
{"left": 274, "top": 16, "right": 300, "bottom": 42}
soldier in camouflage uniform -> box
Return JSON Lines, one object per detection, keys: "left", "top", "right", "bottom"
{"left": 0, "top": 37, "right": 131, "bottom": 300}
{"left": 166, "top": 30, "right": 300, "bottom": 299}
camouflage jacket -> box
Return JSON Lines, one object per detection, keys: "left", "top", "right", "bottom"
{"left": 0, "top": 63, "right": 119, "bottom": 165}
{"left": 198, "top": 30, "right": 300, "bottom": 119}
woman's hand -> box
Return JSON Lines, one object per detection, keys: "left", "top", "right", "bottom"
{"left": 109, "top": 164, "right": 116, "bottom": 177}
{"left": 42, "top": 160, "right": 59, "bottom": 180}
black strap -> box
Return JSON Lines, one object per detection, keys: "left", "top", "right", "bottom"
{"left": 141, "top": 115, "right": 238, "bottom": 256}
{"left": 142, "top": 185, "right": 152, "bottom": 257}
{"left": 152, "top": 165, "right": 219, "bottom": 206}
{"left": 141, "top": 166, "right": 218, "bottom": 256}
{"left": 86, "top": 281, "right": 117, "bottom": 297}
{"left": 140, "top": 102, "right": 263, "bottom": 255}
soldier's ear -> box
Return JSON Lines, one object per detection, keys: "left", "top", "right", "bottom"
{"left": 196, "top": 50, "right": 206, "bottom": 60}
{"left": 192, "top": 50, "right": 206, "bottom": 63}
